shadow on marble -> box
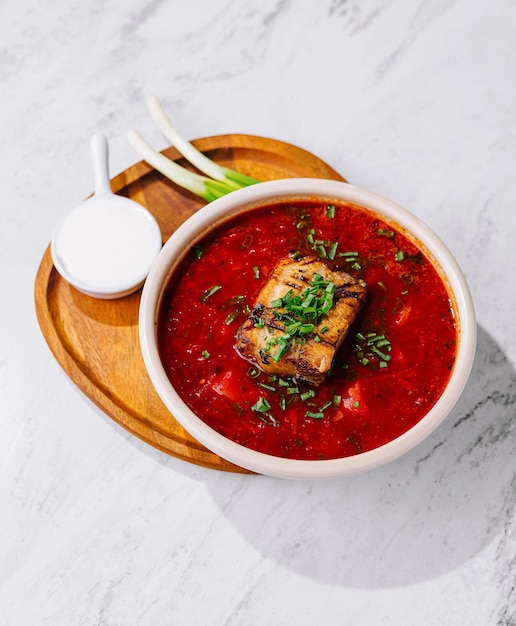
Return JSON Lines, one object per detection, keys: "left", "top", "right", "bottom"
{"left": 203, "top": 323, "right": 515, "bottom": 589}
{"left": 115, "top": 323, "right": 515, "bottom": 590}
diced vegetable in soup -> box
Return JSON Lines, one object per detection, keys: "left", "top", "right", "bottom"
{"left": 158, "top": 200, "right": 457, "bottom": 460}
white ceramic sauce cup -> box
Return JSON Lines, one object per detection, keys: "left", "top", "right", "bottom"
{"left": 51, "top": 134, "right": 162, "bottom": 299}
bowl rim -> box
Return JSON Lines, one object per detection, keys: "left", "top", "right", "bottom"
{"left": 139, "top": 178, "right": 477, "bottom": 479}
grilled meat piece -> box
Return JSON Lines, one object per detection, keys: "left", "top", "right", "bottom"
{"left": 235, "top": 253, "right": 367, "bottom": 385}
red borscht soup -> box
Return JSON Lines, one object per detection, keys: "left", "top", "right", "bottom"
{"left": 158, "top": 200, "right": 457, "bottom": 460}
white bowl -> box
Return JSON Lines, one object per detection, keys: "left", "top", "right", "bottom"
{"left": 139, "top": 179, "right": 476, "bottom": 479}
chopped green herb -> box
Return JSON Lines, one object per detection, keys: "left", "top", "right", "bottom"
{"left": 254, "top": 317, "right": 265, "bottom": 328}
{"left": 355, "top": 330, "right": 392, "bottom": 369}
{"left": 200, "top": 284, "right": 222, "bottom": 301}
{"left": 339, "top": 250, "right": 362, "bottom": 270}
{"left": 371, "top": 347, "right": 391, "bottom": 362}
{"left": 333, "top": 395, "right": 341, "bottom": 406}
{"left": 395, "top": 250, "right": 405, "bottom": 262}
{"left": 258, "top": 383, "right": 277, "bottom": 392}
{"left": 260, "top": 273, "right": 338, "bottom": 363}
{"left": 378, "top": 229, "right": 395, "bottom": 238}
{"left": 201, "top": 350, "right": 210, "bottom": 359}
{"left": 301, "top": 293, "right": 315, "bottom": 309}
{"left": 247, "top": 366, "right": 261, "bottom": 379}
{"left": 241, "top": 234, "right": 253, "bottom": 248}
{"left": 224, "top": 310, "right": 240, "bottom": 325}
{"left": 326, "top": 204, "right": 336, "bottom": 218}
{"left": 253, "top": 266, "right": 260, "bottom": 279}
{"left": 224, "top": 294, "right": 245, "bottom": 307}
{"left": 376, "top": 339, "right": 391, "bottom": 348}
{"left": 193, "top": 245, "right": 204, "bottom": 259}
{"left": 353, "top": 401, "right": 360, "bottom": 409}
{"left": 319, "top": 400, "right": 333, "bottom": 411}
{"left": 264, "top": 337, "right": 278, "bottom": 351}
{"left": 252, "top": 397, "right": 272, "bottom": 413}
{"left": 300, "top": 390, "right": 316, "bottom": 402}
{"left": 286, "top": 321, "right": 301, "bottom": 335}
{"left": 279, "top": 395, "right": 286, "bottom": 410}
{"left": 306, "top": 411, "right": 325, "bottom": 419}
{"left": 272, "top": 337, "right": 290, "bottom": 362}
{"left": 328, "top": 241, "right": 338, "bottom": 260}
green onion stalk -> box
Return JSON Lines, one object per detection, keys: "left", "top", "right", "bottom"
{"left": 128, "top": 96, "right": 259, "bottom": 202}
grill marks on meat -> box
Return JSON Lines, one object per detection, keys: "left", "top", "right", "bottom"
{"left": 235, "top": 254, "right": 367, "bottom": 385}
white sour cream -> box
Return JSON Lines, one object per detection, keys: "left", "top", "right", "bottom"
{"left": 51, "top": 195, "right": 162, "bottom": 298}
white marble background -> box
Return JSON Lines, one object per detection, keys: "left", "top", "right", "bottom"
{"left": 1, "top": 0, "right": 515, "bottom": 624}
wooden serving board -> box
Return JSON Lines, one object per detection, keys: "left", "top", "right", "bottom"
{"left": 34, "top": 134, "right": 345, "bottom": 473}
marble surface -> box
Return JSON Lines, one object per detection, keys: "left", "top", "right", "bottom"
{"left": 1, "top": 0, "right": 515, "bottom": 624}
